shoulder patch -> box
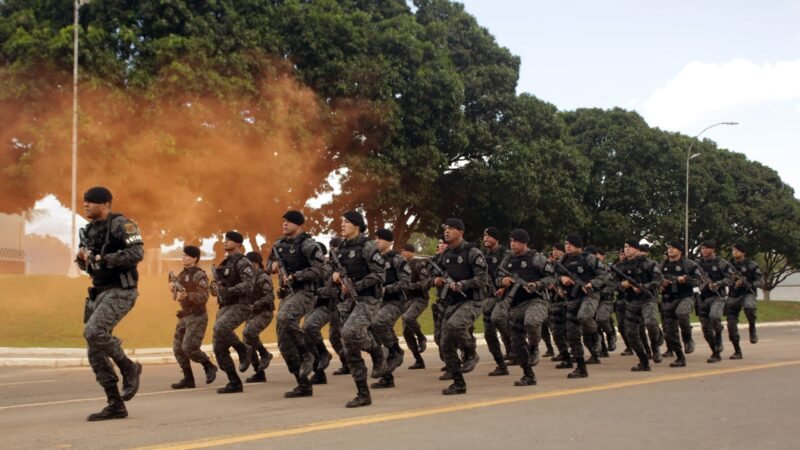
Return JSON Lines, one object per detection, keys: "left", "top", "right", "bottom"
{"left": 474, "top": 255, "right": 487, "bottom": 269}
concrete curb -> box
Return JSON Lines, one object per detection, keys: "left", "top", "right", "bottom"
{"left": 2, "top": 321, "right": 798, "bottom": 368}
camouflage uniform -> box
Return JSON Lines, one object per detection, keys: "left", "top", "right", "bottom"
{"left": 497, "top": 250, "right": 554, "bottom": 380}
{"left": 372, "top": 250, "right": 411, "bottom": 384}
{"left": 660, "top": 257, "right": 703, "bottom": 360}
{"left": 173, "top": 266, "right": 213, "bottom": 376}
{"left": 614, "top": 255, "right": 664, "bottom": 369}
{"left": 402, "top": 258, "right": 432, "bottom": 365}
{"left": 439, "top": 241, "right": 489, "bottom": 393}
{"left": 727, "top": 257, "right": 764, "bottom": 351}
{"left": 269, "top": 233, "right": 326, "bottom": 388}
{"left": 211, "top": 253, "right": 254, "bottom": 387}
{"left": 483, "top": 245, "right": 513, "bottom": 370}
{"left": 78, "top": 214, "right": 144, "bottom": 391}
{"left": 697, "top": 256, "right": 734, "bottom": 360}
{"left": 243, "top": 267, "right": 275, "bottom": 376}
{"left": 595, "top": 269, "right": 617, "bottom": 355}
{"left": 336, "top": 235, "right": 386, "bottom": 404}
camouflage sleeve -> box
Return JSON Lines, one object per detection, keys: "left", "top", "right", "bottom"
{"left": 386, "top": 254, "right": 411, "bottom": 294}
{"left": 750, "top": 262, "right": 764, "bottom": 289}
{"left": 494, "top": 254, "right": 512, "bottom": 288}
{"left": 253, "top": 271, "right": 275, "bottom": 309}
{"left": 642, "top": 259, "right": 663, "bottom": 291}
{"left": 187, "top": 269, "right": 209, "bottom": 307}
{"left": 587, "top": 254, "right": 607, "bottom": 291}
{"left": 537, "top": 254, "right": 556, "bottom": 288}
{"left": 354, "top": 240, "right": 385, "bottom": 291}
{"left": 294, "top": 238, "right": 325, "bottom": 283}
{"left": 687, "top": 260, "right": 703, "bottom": 288}
{"left": 460, "top": 247, "right": 489, "bottom": 293}
{"left": 227, "top": 257, "right": 255, "bottom": 297}
{"left": 103, "top": 216, "right": 145, "bottom": 268}
{"left": 718, "top": 259, "right": 735, "bottom": 288}
{"left": 265, "top": 242, "right": 279, "bottom": 274}
{"left": 406, "top": 260, "right": 431, "bottom": 292}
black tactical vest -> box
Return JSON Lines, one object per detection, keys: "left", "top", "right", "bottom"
{"left": 661, "top": 259, "right": 695, "bottom": 300}
{"left": 560, "top": 253, "right": 594, "bottom": 284}
{"left": 504, "top": 251, "right": 542, "bottom": 304}
{"left": 442, "top": 242, "right": 480, "bottom": 300}
{"left": 729, "top": 258, "right": 758, "bottom": 298}
{"left": 178, "top": 266, "right": 207, "bottom": 314}
{"left": 274, "top": 233, "right": 312, "bottom": 273}
{"left": 383, "top": 251, "right": 404, "bottom": 301}
{"left": 218, "top": 253, "right": 248, "bottom": 303}
{"left": 337, "top": 236, "right": 370, "bottom": 282}
{"left": 83, "top": 214, "right": 139, "bottom": 289}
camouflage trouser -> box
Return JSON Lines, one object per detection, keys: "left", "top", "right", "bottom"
{"left": 624, "top": 299, "right": 664, "bottom": 358}
{"left": 331, "top": 298, "right": 355, "bottom": 365}
{"left": 373, "top": 299, "right": 405, "bottom": 349}
{"left": 596, "top": 298, "right": 616, "bottom": 342}
{"left": 565, "top": 296, "right": 598, "bottom": 359}
{"left": 698, "top": 296, "right": 726, "bottom": 351}
{"left": 342, "top": 296, "right": 381, "bottom": 383}
{"left": 483, "top": 297, "right": 513, "bottom": 366}
{"left": 432, "top": 299, "right": 445, "bottom": 361}
{"left": 402, "top": 297, "right": 428, "bottom": 358}
{"left": 726, "top": 294, "right": 757, "bottom": 343}
{"left": 213, "top": 304, "right": 250, "bottom": 374}
{"left": 173, "top": 313, "right": 210, "bottom": 369}
{"left": 442, "top": 300, "right": 482, "bottom": 376}
{"left": 277, "top": 290, "right": 315, "bottom": 374}
{"left": 662, "top": 297, "right": 693, "bottom": 353}
{"left": 303, "top": 305, "right": 331, "bottom": 367}
{"left": 84, "top": 288, "right": 138, "bottom": 388}
{"left": 615, "top": 300, "right": 629, "bottom": 349}
{"left": 243, "top": 309, "right": 274, "bottom": 369}
{"left": 509, "top": 298, "right": 549, "bottom": 368}
{"left": 548, "top": 301, "right": 569, "bottom": 355}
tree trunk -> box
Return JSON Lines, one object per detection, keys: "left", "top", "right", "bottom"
{"left": 762, "top": 289, "right": 771, "bottom": 301}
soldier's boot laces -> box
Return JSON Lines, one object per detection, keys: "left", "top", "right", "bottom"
{"left": 121, "top": 361, "right": 142, "bottom": 401}
{"left": 749, "top": 323, "right": 758, "bottom": 344}
{"left": 346, "top": 380, "right": 372, "bottom": 408}
{"left": 202, "top": 361, "right": 218, "bottom": 384}
{"left": 567, "top": 358, "right": 588, "bottom": 379}
{"left": 88, "top": 385, "right": 127, "bottom": 422}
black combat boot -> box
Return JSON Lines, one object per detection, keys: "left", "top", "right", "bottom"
{"left": 121, "top": 361, "right": 142, "bottom": 401}
{"left": 369, "top": 346, "right": 387, "bottom": 379}
{"left": 171, "top": 365, "right": 196, "bottom": 389}
{"left": 257, "top": 348, "right": 274, "bottom": 372}
{"left": 515, "top": 367, "right": 537, "bottom": 387}
{"left": 682, "top": 330, "right": 695, "bottom": 354}
{"left": 670, "top": 348, "right": 686, "bottom": 368}
{"left": 555, "top": 351, "right": 573, "bottom": 369}
{"left": 408, "top": 358, "right": 425, "bottom": 370}
{"left": 202, "top": 360, "right": 218, "bottom": 384}
{"left": 550, "top": 352, "right": 564, "bottom": 362}
{"left": 442, "top": 372, "right": 467, "bottom": 395}
{"left": 236, "top": 343, "right": 252, "bottom": 373}
{"left": 600, "top": 338, "right": 610, "bottom": 358}
{"left": 333, "top": 365, "right": 351, "bottom": 375}
{"left": 529, "top": 346, "right": 540, "bottom": 367}
{"left": 567, "top": 358, "right": 588, "bottom": 378}
{"left": 284, "top": 373, "right": 313, "bottom": 398}
{"left": 310, "top": 370, "right": 328, "bottom": 385}
{"left": 418, "top": 335, "right": 428, "bottom": 353}
{"left": 607, "top": 333, "right": 617, "bottom": 352}
{"left": 461, "top": 348, "right": 480, "bottom": 373}
{"left": 706, "top": 352, "right": 722, "bottom": 363}
{"left": 631, "top": 352, "right": 651, "bottom": 372}
{"left": 730, "top": 339, "right": 743, "bottom": 360}
{"left": 543, "top": 341, "right": 555, "bottom": 358}
{"left": 316, "top": 348, "right": 332, "bottom": 372}
{"left": 371, "top": 374, "right": 395, "bottom": 389}
{"left": 346, "top": 379, "right": 372, "bottom": 408}
{"left": 217, "top": 369, "right": 243, "bottom": 393}
{"left": 299, "top": 351, "right": 315, "bottom": 378}
{"left": 488, "top": 365, "right": 509, "bottom": 376}
{"left": 87, "top": 385, "right": 128, "bottom": 422}
{"left": 386, "top": 345, "right": 405, "bottom": 373}
{"left": 620, "top": 347, "right": 634, "bottom": 356}
{"left": 245, "top": 371, "right": 267, "bottom": 383}
{"left": 749, "top": 323, "right": 758, "bottom": 344}
{"left": 652, "top": 345, "right": 663, "bottom": 364}
{"left": 439, "top": 371, "right": 454, "bottom": 380}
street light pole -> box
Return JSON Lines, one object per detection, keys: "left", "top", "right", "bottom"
{"left": 684, "top": 121, "right": 738, "bottom": 256}
{"left": 68, "top": 0, "right": 80, "bottom": 278}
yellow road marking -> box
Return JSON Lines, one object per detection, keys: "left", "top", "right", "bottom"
{"left": 136, "top": 360, "right": 800, "bottom": 450}
{"left": 0, "top": 385, "right": 221, "bottom": 411}
{"left": 0, "top": 379, "right": 56, "bottom": 387}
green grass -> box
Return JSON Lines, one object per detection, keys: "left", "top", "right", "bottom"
{"left": 1, "top": 275, "right": 798, "bottom": 348}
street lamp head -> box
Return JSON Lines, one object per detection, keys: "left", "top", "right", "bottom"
{"left": 689, "top": 153, "right": 701, "bottom": 160}
{"left": 723, "top": 121, "right": 738, "bottom": 126}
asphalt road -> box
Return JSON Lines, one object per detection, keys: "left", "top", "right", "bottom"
{"left": 2, "top": 325, "right": 800, "bottom": 449}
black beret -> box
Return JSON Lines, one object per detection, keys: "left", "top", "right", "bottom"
{"left": 375, "top": 228, "right": 394, "bottom": 242}
{"left": 245, "top": 251, "right": 263, "bottom": 266}
{"left": 701, "top": 240, "right": 717, "bottom": 249}
{"left": 343, "top": 211, "right": 366, "bottom": 232}
{"left": 224, "top": 231, "right": 244, "bottom": 244}
{"left": 565, "top": 233, "right": 583, "bottom": 248}
{"left": 329, "top": 237, "right": 343, "bottom": 248}
{"left": 484, "top": 227, "right": 500, "bottom": 240}
{"left": 282, "top": 210, "right": 305, "bottom": 226}
{"left": 552, "top": 242, "right": 565, "bottom": 252}
{"left": 183, "top": 245, "right": 201, "bottom": 259}
{"left": 509, "top": 228, "right": 530, "bottom": 244}
{"left": 444, "top": 218, "right": 465, "bottom": 231}
{"left": 640, "top": 243, "right": 651, "bottom": 252}
{"left": 83, "top": 186, "right": 113, "bottom": 204}
{"left": 402, "top": 243, "right": 416, "bottom": 252}
{"left": 584, "top": 245, "right": 598, "bottom": 255}
{"left": 625, "top": 239, "right": 641, "bottom": 250}
{"left": 732, "top": 241, "right": 747, "bottom": 254}
{"left": 597, "top": 248, "right": 606, "bottom": 256}
{"left": 667, "top": 240, "right": 684, "bottom": 252}
{"left": 317, "top": 243, "right": 328, "bottom": 256}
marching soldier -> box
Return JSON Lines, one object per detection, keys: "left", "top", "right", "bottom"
{"left": 660, "top": 240, "right": 702, "bottom": 367}
{"left": 727, "top": 242, "right": 763, "bottom": 358}
{"left": 242, "top": 251, "right": 276, "bottom": 383}
{"left": 482, "top": 227, "right": 513, "bottom": 376}
{"left": 696, "top": 240, "right": 735, "bottom": 363}
{"left": 401, "top": 243, "right": 432, "bottom": 369}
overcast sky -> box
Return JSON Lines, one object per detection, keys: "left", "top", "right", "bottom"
{"left": 27, "top": 1, "right": 800, "bottom": 248}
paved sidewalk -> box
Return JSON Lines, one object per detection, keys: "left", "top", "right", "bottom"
{"left": 1, "top": 321, "right": 797, "bottom": 367}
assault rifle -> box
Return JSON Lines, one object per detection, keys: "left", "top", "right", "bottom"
{"left": 329, "top": 250, "right": 358, "bottom": 301}
{"left": 554, "top": 261, "right": 588, "bottom": 297}
{"left": 611, "top": 265, "right": 657, "bottom": 300}
{"left": 495, "top": 266, "right": 532, "bottom": 302}
{"left": 732, "top": 272, "right": 756, "bottom": 295}
{"left": 271, "top": 246, "right": 294, "bottom": 296}
{"left": 428, "top": 259, "right": 467, "bottom": 301}
{"left": 168, "top": 271, "right": 186, "bottom": 301}
{"left": 210, "top": 264, "right": 226, "bottom": 306}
